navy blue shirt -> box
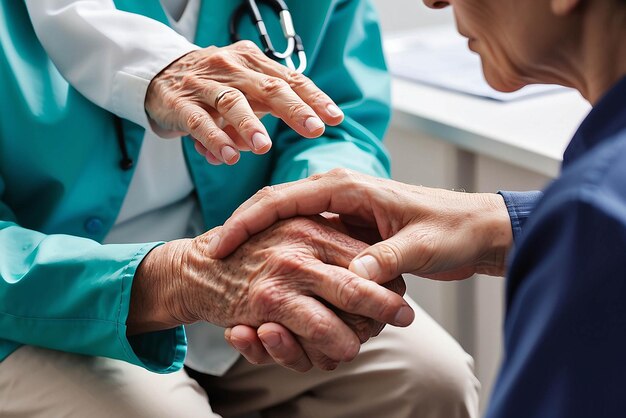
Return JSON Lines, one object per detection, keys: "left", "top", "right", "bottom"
{"left": 487, "top": 76, "right": 626, "bottom": 418}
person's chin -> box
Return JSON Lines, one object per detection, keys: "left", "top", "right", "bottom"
{"left": 481, "top": 63, "right": 525, "bottom": 93}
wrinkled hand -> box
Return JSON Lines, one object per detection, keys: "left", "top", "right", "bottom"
{"left": 211, "top": 169, "right": 514, "bottom": 283}
{"left": 129, "top": 216, "right": 413, "bottom": 371}
{"left": 145, "top": 41, "right": 344, "bottom": 165}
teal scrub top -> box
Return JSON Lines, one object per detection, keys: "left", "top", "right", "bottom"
{"left": 0, "top": 0, "right": 391, "bottom": 373}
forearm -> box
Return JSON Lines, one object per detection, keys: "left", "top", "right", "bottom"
{"left": 0, "top": 221, "right": 185, "bottom": 372}
{"left": 25, "top": 0, "right": 198, "bottom": 129}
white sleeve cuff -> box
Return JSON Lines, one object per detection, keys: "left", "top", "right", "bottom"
{"left": 111, "top": 41, "right": 200, "bottom": 131}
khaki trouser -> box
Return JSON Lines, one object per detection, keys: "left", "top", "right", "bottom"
{"left": 0, "top": 301, "right": 479, "bottom": 418}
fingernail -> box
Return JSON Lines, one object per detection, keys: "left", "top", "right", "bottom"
{"left": 221, "top": 146, "right": 239, "bottom": 163}
{"left": 350, "top": 255, "right": 379, "bottom": 280}
{"left": 230, "top": 337, "right": 250, "bottom": 351}
{"left": 252, "top": 132, "right": 271, "bottom": 151}
{"left": 206, "top": 234, "right": 220, "bottom": 256}
{"left": 260, "top": 332, "right": 281, "bottom": 348}
{"left": 394, "top": 306, "right": 415, "bottom": 327}
{"left": 304, "top": 117, "right": 325, "bottom": 134}
{"left": 326, "top": 104, "right": 343, "bottom": 118}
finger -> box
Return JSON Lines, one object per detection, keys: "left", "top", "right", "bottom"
{"left": 276, "top": 295, "right": 361, "bottom": 363}
{"left": 253, "top": 60, "right": 344, "bottom": 127}
{"left": 223, "top": 125, "right": 252, "bottom": 152}
{"left": 226, "top": 41, "right": 333, "bottom": 126}
{"left": 205, "top": 152, "right": 223, "bottom": 165}
{"left": 203, "top": 84, "right": 272, "bottom": 154}
{"left": 383, "top": 276, "right": 407, "bottom": 297}
{"left": 350, "top": 227, "right": 432, "bottom": 285}
{"left": 225, "top": 326, "right": 272, "bottom": 365}
{"left": 179, "top": 103, "right": 240, "bottom": 165}
{"left": 212, "top": 172, "right": 372, "bottom": 258}
{"left": 298, "top": 339, "right": 341, "bottom": 371}
{"left": 242, "top": 71, "right": 326, "bottom": 139}
{"left": 306, "top": 263, "right": 414, "bottom": 327}
{"left": 257, "top": 323, "right": 313, "bottom": 372}
{"left": 193, "top": 139, "right": 224, "bottom": 165}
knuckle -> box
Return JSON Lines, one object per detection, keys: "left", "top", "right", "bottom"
{"left": 328, "top": 167, "right": 357, "bottom": 183}
{"left": 234, "top": 40, "right": 260, "bottom": 52}
{"left": 258, "top": 185, "right": 283, "bottom": 208}
{"left": 215, "top": 89, "right": 243, "bottom": 112}
{"left": 185, "top": 111, "right": 207, "bottom": 132}
{"left": 180, "top": 74, "right": 197, "bottom": 88}
{"left": 285, "top": 71, "right": 312, "bottom": 90}
{"left": 376, "top": 243, "right": 403, "bottom": 277}
{"left": 237, "top": 115, "right": 258, "bottom": 133}
{"left": 337, "top": 276, "right": 364, "bottom": 312}
{"left": 305, "top": 314, "right": 331, "bottom": 344}
{"left": 209, "top": 50, "right": 231, "bottom": 66}
{"left": 252, "top": 282, "right": 285, "bottom": 320}
{"left": 260, "top": 77, "right": 289, "bottom": 96}
{"left": 287, "top": 103, "right": 310, "bottom": 121}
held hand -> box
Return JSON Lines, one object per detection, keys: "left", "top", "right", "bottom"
{"left": 210, "top": 169, "right": 514, "bottom": 284}
{"left": 224, "top": 274, "right": 405, "bottom": 372}
{"left": 129, "top": 216, "right": 413, "bottom": 371}
{"left": 145, "top": 41, "right": 344, "bottom": 165}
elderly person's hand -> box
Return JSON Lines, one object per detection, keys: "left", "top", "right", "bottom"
{"left": 127, "top": 215, "right": 414, "bottom": 372}
{"left": 145, "top": 41, "right": 345, "bottom": 165}
{"left": 210, "top": 169, "right": 512, "bottom": 368}
{"left": 211, "top": 169, "right": 514, "bottom": 283}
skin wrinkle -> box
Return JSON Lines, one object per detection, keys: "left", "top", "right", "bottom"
{"left": 211, "top": 0, "right": 626, "bottom": 369}
{"left": 144, "top": 40, "right": 344, "bottom": 164}
{"left": 138, "top": 215, "right": 407, "bottom": 368}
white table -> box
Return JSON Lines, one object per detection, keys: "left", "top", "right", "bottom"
{"left": 390, "top": 77, "right": 591, "bottom": 177}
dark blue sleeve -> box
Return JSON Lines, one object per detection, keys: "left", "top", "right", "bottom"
{"left": 486, "top": 196, "right": 626, "bottom": 418}
{"left": 498, "top": 191, "right": 543, "bottom": 243}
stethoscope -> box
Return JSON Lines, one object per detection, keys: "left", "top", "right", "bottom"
{"left": 229, "top": 0, "right": 307, "bottom": 73}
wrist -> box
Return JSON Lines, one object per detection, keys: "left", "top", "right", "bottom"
{"left": 127, "top": 239, "right": 193, "bottom": 335}
{"left": 477, "top": 193, "right": 513, "bottom": 276}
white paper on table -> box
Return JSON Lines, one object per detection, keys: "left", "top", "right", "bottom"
{"left": 384, "top": 26, "right": 569, "bottom": 102}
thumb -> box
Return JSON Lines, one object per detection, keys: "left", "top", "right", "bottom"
{"left": 349, "top": 230, "right": 419, "bottom": 284}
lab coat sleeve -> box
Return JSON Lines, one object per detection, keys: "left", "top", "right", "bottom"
{"left": 24, "top": 0, "right": 199, "bottom": 131}
{"left": 270, "top": 0, "right": 391, "bottom": 184}
{"left": 0, "top": 189, "right": 186, "bottom": 373}
{"left": 486, "top": 194, "right": 626, "bottom": 418}
{"left": 498, "top": 191, "right": 543, "bottom": 243}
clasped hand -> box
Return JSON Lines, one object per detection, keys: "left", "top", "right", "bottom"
{"left": 130, "top": 216, "right": 414, "bottom": 372}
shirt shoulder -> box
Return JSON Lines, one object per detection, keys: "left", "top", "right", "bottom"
{"left": 535, "top": 127, "right": 626, "bottom": 228}
{"left": 506, "top": 127, "right": 626, "bottom": 301}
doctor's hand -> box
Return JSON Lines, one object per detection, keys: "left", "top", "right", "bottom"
{"left": 211, "top": 169, "right": 514, "bottom": 283}
{"left": 127, "top": 216, "right": 413, "bottom": 371}
{"left": 145, "top": 41, "right": 344, "bottom": 166}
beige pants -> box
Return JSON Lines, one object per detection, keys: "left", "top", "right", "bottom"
{"left": 0, "top": 303, "right": 479, "bottom": 418}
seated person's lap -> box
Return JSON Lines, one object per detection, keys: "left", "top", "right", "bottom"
{"left": 0, "top": 299, "right": 479, "bottom": 418}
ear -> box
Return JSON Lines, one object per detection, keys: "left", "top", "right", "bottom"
{"left": 551, "top": 0, "right": 582, "bottom": 16}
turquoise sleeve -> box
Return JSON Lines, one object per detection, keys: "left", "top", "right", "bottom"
{"left": 271, "top": 0, "right": 392, "bottom": 184}
{"left": 0, "top": 199, "right": 186, "bottom": 373}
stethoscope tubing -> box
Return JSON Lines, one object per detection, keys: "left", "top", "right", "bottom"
{"left": 229, "top": 0, "right": 307, "bottom": 73}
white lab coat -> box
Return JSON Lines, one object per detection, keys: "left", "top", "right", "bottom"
{"left": 24, "top": 0, "right": 240, "bottom": 376}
